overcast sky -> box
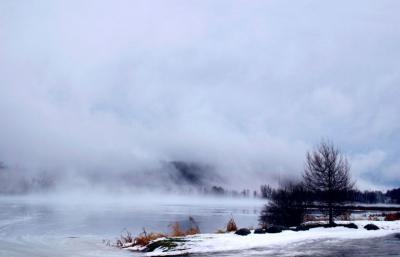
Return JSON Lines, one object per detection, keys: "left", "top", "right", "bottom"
{"left": 1, "top": 0, "right": 399, "bottom": 190}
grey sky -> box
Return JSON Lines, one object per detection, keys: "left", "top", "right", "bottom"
{"left": 1, "top": 0, "right": 400, "bottom": 190}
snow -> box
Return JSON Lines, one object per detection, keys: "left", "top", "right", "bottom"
{"left": 126, "top": 221, "right": 400, "bottom": 256}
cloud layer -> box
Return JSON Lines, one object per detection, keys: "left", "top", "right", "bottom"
{"left": 1, "top": 0, "right": 400, "bottom": 190}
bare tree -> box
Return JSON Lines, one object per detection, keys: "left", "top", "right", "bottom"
{"left": 303, "top": 140, "right": 354, "bottom": 225}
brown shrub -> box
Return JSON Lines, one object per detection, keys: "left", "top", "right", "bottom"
{"left": 115, "top": 216, "right": 201, "bottom": 248}
{"left": 385, "top": 212, "right": 400, "bottom": 221}
{"left": 134, "top": 229, "right": 166, "bottom": 246}
{"left": 186, "top": 216, "right": 200, "bottom": 235}
{"left": 170, "top": 222, "right": 186, "bottom": 237}
{"left": 186, "top": 226, "right": 200, "bottom": 235}
{"left": 338, "top": 211, "right": 351, "bottom": 221}
{"left": 226, "top": 218, "right": 237, "bottom": 232}
{"left": 169, "top": 217, "right": 200, "bottom": 237}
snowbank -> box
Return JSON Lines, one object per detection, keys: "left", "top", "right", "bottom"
{"left": 126, "top": 220, "right": 400, "bottom": 256}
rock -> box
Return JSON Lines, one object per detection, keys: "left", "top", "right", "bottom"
{"left": 253, "top": 228, "right": 267, "bottom": 234}
{"left": 323, "top": 223, "right": 338, "bottom": 228}
{"left": 266, "top": 226, "right": 283, "bottom": 233}
{"left": 294, "top": 223, "right": 323, "bottom": 231}
{"left": 293, "top": 225, "right": 309, "bottom": 231}
{"left": 235, "top": 228, "right": 251, "bottom": 236}
{"left": 364, "top": 224, "right": 379, "bottom": 230}
{"left": 343, "top": 223, "right": 358, "bottom": 229}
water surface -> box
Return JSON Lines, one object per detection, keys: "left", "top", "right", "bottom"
{"left": 0, "top": 195, "right": 261, "bottom": 257}
{"left": 1, "top": 195, "right": 399, "bottom": 257}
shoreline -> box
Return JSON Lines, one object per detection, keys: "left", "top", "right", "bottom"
{"left": 124, "top": 220, "right": 400, "bottom": 256}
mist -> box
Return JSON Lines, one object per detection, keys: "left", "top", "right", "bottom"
{"left": 1, "top": 0, "right": 400, "bottom": 194}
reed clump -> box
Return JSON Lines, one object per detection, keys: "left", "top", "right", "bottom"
{"left": 134, "top": 229, "right": 166, "bottom": 246}
{"left": 170, "top": 216, "right": 200, "bottom": 236}
{"left": 226, "top": 217, "right": 237, "bottom": 232}
{"left": 115, "top": 216, "right": 201, "bottom": 248}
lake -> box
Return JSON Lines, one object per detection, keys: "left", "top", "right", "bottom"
{"left": 0, "top": 194, "right": 399, "bottom": 257}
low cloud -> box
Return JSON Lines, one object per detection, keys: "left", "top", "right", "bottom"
{"left": 0, "top": 0, "right": 399, "bottom": 192}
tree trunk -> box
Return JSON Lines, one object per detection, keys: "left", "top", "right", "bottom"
{"left": 328, "top": 202, "right": 334, "bottom": 225}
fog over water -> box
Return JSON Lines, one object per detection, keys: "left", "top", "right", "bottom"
{"left": 1, "top": 0, "right": 400, "bottom": 193}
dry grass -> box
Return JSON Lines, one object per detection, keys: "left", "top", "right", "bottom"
{"left": 134, "top": 229, "right": 166, "bottom": 246}
{"left": 337, "top": 212, "right": 351, "bottom": 221}
{"left": 186, "top": 216, "right": 200, "bottom": 235}
{"left": 115, "top": 230, "right": 134, "bottom": 247}
{"left": 170, "top": 217, "right": 200, "bottom": 237}
{"left": 170, "top": 222, "right": 186, "bottom": 237}
{"left": 185, "top": 226, "right": 200, "bottom": 235}
{"left": 385, "top": 212, "right": 400, "bottom": 221}
{"left": 226, "top": 218, "right": 237, "bottom": 232}
{"left": 114, "top": 217, "right": 201, "bottom": 248}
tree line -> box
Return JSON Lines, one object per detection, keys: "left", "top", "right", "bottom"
{"left": 260, "top": 185, "right": 400, "bottom": 204}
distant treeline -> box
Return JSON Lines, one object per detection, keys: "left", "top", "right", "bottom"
{"left": 199, "top": 186, "right": 255, "bottom": 198}
{"left": 197, "top": 183, "right": 400, "bottom": 205}
{"left": 259, "top": 184, "right": 400, "bottom": 205}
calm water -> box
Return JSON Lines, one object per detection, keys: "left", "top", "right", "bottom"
{"left": 0, "top": 195, "right": 399, "bottom": 257}
{"left": 0, "top": 194, "right": 261, "bottom": 257}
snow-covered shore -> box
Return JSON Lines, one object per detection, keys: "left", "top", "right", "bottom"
{"left": 126, "top": 220, "right": 400, "bottom": 256}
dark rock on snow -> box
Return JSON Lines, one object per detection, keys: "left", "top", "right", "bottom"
{"left": 294, "top": 223, "right": 323, "bottom": 231}
{"left": 253, "top": 228, "right": 267, "bottom": 234}
{"left": 364, "top": 224, "right": 379, "bottom": 230}
{"left": 323, "top": 223, "right": 338, "bottom": 228}
{"left": 235, "top": 228, "right": 251, "bottom": 236}
{"left": 266, "top": 226, "right": 283, "bottom": 233}
{"left": 343, "top": 223, "right": 358, "bottom": 229}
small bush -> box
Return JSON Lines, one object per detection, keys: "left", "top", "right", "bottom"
{"left": 135, "top": 229, "right": 166, "bottom": 246}
{"left": 121, "top": 230, "right": 133, "bottom": 244}
{"left": 116, "top": 230, "right": 134, "bottom": 248}
{"left": 226, "top": 218, "right": 238, "bottom": 232}
{"left": 169, "top": 217, "right": 201, "bottom": 237}
{"left": 170, "top": 222, "right": 186, "bottom": 237}
{"left": 385, "top": 212, "right": 400, "bottom": 221}
{"left": 186, "top": 216, "right": 200, "bottom": 235}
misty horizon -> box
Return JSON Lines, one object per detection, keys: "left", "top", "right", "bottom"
{"left": 1, "top": 0, "right": 400, "bottom": 193}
